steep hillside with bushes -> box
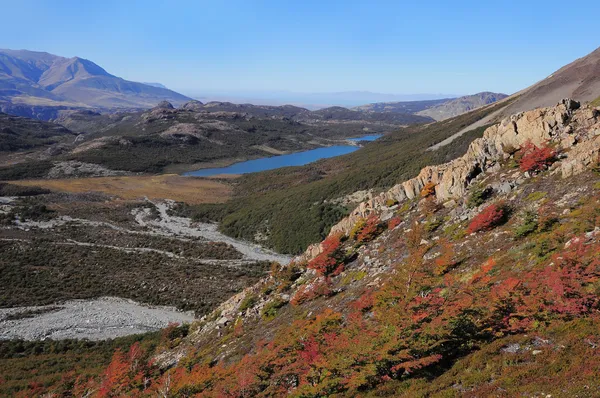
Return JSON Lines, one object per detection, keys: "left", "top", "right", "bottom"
{"left": 10, "top": 99, "right": 600, "bottom": 396}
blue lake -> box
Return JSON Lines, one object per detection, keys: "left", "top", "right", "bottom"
{"left": 184, "top": 134, "right": 382, "bottom": 177}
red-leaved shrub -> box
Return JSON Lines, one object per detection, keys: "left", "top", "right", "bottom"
{"left": 356, "top": 214, "right": 383, "bottom": 243}
{"left": 519, "top": 141, "right": 556, "bottom": 173}
{"left": 467, "top": 202, "right": 508, "bottom": 234}
{"left": 290, "top": 278, "right": 333, "bottom": 305}
{"left": 387, "top": 216, "right": 402, "bottom": 230}
{"left": 307, "top": 234, "right": 344, "bottom": 276}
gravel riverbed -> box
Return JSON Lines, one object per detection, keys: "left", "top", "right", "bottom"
{"left": 0, "top": 297, "right": 195, "bottom": 341}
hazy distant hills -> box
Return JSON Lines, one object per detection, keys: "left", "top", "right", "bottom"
{"left": 352, "top": 98, "right": 451, "bottom": 114}
{"left": 415, "top": 92, "right": 508, "bottom": 120}
{"left": 177, "top": 100, "right": 434, "bottom": 125}
{"left": 354, "top": 92, "right": 508, "bottom": 121}
{"left": 0, "top": 49, "right": 190, "bottom": 110}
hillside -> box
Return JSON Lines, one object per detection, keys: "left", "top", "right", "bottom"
{"left": 0, "top": 112, "right": 75, "bottom": 153}
{"left": 0, "top": 99, "right": 431, "bottom": 179}
{"left": 352, "top": 98, "right": 451, "bottom": 113}
{"left": 178, "top": 99, "right": 512, "bottom": 254}
{"left": 415, "top": 92, "right": 508, "bottom": 121}
{"left": 8, "top": 99, "right": 600, "bottom": 396}
{"left": 0, "top": 49, "right": 190, "bottom": 111}
{"left": 505, "top": 46, "right": 600, "bottom": 114}
{"left": 352, "top": 92, "right": 507, "bottom": 120}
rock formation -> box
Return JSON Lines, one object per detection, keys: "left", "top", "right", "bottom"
{"left": 300, "top": 99, "right": 600, "bottom": 262}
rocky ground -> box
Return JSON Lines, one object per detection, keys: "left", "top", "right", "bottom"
{"left": 0, "top": 297, "right": 195, "bottom": 341}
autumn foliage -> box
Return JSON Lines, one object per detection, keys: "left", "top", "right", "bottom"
{"left": 467, "top": 202, "right": 508, "bottom": 234}
{"left": 519, "top": 140, "right": 556, "bottom": 173}
{"left": 420, "top": 182, "right": 437, "bottom": 198}
{"left": 387, "top": 215, "right": 402, "bottom": 230}
{"left": 307, "top": 234, "right": 344, "bottom": 276}
{"left": 351, "top": 214, "right": 383, "bottom": 243}
{"left": 10, "top": 175, "right": 600, "bottom": 397}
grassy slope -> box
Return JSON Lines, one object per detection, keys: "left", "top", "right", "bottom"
{"left": 184, "top": 100, "right": 511, "bottom": 254}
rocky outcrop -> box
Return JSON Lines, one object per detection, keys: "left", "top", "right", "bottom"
{"left": 181, "top": 100, "right": 204, "bottom": 111}
{"left": 154, "top": 101, "right": 175, "bottom": 110}
{"left": 299, "top": 99, "right": 600, "bottom": 262}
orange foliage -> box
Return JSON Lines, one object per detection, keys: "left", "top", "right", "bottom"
{"left": 434, "top": 239, "right": 456, "bottom": 275}
{"left": 387, "top": 216, "right": 402, "bottom": 230}
{"left": 355, "top": 214, "right": 382, "bottom": 243}
{"left": 420, "top": 182, "right": 436, "bottom": 198}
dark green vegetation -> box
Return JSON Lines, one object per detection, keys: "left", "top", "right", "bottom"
{"left": 0, "top": 182, "right": 50, "bottom": 196}
{"left": 0, "top": 112, "right": 74, "bottom": 151}
{"left": 178, "top": 100, "right": 510, "bottom": 253}
{"left": 0, "top": 160, "right": 54, "bottom": 180}
{"left": 0, "top": 236, "right": 266, "bottom": 314}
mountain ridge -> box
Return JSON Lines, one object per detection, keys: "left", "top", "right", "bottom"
{"left": 353, "top": 92, "right": 508, "bottom": 120}
{"left": 0, "top": 49, "right": 191, "bottom": 110}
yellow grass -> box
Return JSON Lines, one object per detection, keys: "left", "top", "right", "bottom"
{"left": 12, "top": 174, "right": 233, "bottom": 204}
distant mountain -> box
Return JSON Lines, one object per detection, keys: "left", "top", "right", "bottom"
{"left": 352, "top": 98, "right": 452, "bottom": 114}
{"left": 415, "top": 92, "right": 508, "bottom": 121}
{"left": 0, "top": 49, "right": 190, "bottom": 110}
{"left": 353, "top": 93, "right": 508, "bottom": 121}
{"left": 141, "top": 82, "right": 168, "bottom": 89}
{"left": 187, "top": 90, "right": 458, "bottom": 109}
{"left": 295, "top": 105, "right": 433, "bottom": 124}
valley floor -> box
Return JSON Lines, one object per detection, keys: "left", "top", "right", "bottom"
{"left": 0, "top": 297, "right": 195, "bottom": 341}
{"left": 0, "top": 186, "right": 285, "bottom": 340}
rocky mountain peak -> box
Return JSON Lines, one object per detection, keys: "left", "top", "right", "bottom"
{"left": 154, "top": 100, "right": 174, "bottom": 110}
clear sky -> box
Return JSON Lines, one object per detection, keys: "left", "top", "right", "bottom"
{"left": 2, "top": 0, "right": 599, "bottom": 96}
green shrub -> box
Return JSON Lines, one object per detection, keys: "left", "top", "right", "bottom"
{"left": 526, "top": 191, "right": 547, "bottom": 202}
{"left": 261, "top": 299, "right": 286, "bottom": 321}
{"left": 0, "top": 183, "right": 50, "bottom": 196}
{"left": 467, "top": 185, "right": 492, "bottom": 208}
{"left": 385, "top": 198, "right": 398, "bottom": 207}
{"left": 239, "top": 295, "right": 258, "bottom": 312}
{"left": 424, "top": 216, "right": 445, "bottom": 232}
{"left": 514, "top": 210, "right": 538, "bottom": 239}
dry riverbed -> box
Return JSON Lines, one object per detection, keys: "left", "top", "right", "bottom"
{"left": 0, "top": 297, "right": 195, "bottom": 341}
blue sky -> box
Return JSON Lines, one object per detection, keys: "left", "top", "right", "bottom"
{"left": 2, "top": 0, "right": 599, "bottom": 97}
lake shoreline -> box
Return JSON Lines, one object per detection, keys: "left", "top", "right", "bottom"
{"left": 183, "top": 134, "right": 382, "bottom": 178}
